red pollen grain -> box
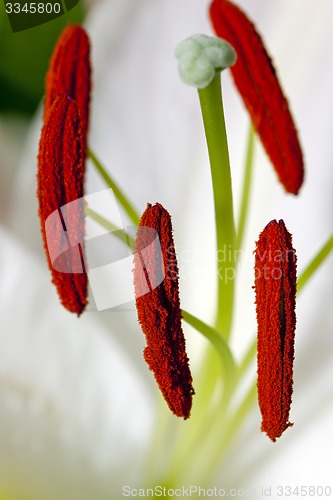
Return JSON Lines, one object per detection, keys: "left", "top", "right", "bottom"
{"left": 210, "top": 0, "right": 304, "bottom": 195}
{"left": 254, "top": 219, "right": 297, "bottom": 441}
{"left": 37, "top": 94, "right": 87, "bottom": 315}
{"left": 44, "top": 24, "right": 91, "bottom": 153}
{"left": 134, "top": 203, "right": 194, "bottom": 419}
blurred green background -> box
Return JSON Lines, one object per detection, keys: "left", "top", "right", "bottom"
{"left": 0, "top": 0, "right": 85, "bottom": 115}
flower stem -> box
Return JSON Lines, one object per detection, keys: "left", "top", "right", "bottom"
{"left": 85, "top": 206, "right": 120, "bottom": 233}
{"left": 143, "top": 397, "right": 173, "bottom": 485}
{"left": 182, "top": 309, "right": 236, "bottom": 383}
{"left": 200, "top": 381, "right": 257, "bottom": 486}
{"left": 85, "top": 206, "right": 135, "bottom": 248}
{"left": 88, "top": 147, "right": 140, "bottom": 225}
{"left": 198, "top": 75, "right": 236, "bottom": 338}
{"left": 238, "top": 336, "right": 256, "bottom": 380}
{"left": 182, "top": 309, "right": 237, "bottom": 410}
{"left": 236, "top": 123, "right": 255, "bottom": 251}
{"left": 297, "top": 234, "right": 333, "bottom": 293}
{"left": 159, "top": 311, "right": 237, "bottom": 486}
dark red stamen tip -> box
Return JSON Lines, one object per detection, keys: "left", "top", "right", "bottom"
{"left": 210, "top": 0, "right": 304, "bottom": 194}
{"left": 37, "top": 95, "right": 87, "bottom": 315}
{"left": 44, "top": 24, "right": 91, "bottom": 153}
{"left": 254, "top": 219, "right": 297, "bottom": 441}
{"left": 134, "top": 203, "right": 194, "bottom": 419}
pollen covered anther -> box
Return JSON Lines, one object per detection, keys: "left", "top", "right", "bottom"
{"left": 134, "top": 203, "right": 194, "bottom": 419}
{"left": 44, "top": 24, "right": 91, "bottom": 152}
{"left": 37, "top": 95, "right": 87, "bottom": 315}
{"left": 37, "top": 24, "right": 91, "bottom": 314}
{"left": 210, "top": 0, "right": 304, "bottom": 194}
{"left": 254, "top": 219, "right": 297, "bottom": 441}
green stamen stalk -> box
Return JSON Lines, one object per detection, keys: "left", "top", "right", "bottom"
{"left": 88, "top": 147, "right": 140, "bottom": 225}
{"left": 198, "top": 75, "right": 236, "bottom": 338}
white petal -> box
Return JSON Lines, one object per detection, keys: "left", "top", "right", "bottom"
{"left": 0, "top": 228, "right": 153, "bottom": 498}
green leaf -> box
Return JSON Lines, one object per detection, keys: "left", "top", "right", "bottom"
{"left": 181, "top": 309, "right": 236, "bottom": 383}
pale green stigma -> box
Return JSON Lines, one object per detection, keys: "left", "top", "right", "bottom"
{"left": 175, "top": 34, "right": 236, "bottom": 89}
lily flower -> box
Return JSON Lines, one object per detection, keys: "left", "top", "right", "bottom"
{"left": 0, "top": 0, "right": 332, "bottom": 498}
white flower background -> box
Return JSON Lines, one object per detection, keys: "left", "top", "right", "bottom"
{"left": 0, "top": 0, "right": 332, "bottom": 498}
